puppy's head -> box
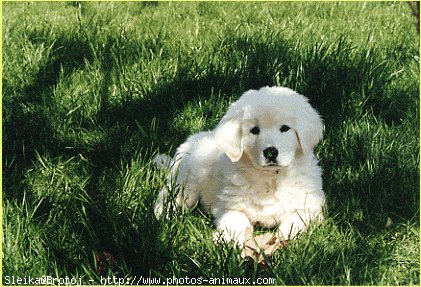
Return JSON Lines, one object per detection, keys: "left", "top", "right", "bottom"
{"left": 215, "top": 87, "right": 323, "bottom": 170}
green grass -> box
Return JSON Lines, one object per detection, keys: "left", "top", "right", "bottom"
{"left": 2, "top": 2, "right": 419, "bottom": 285}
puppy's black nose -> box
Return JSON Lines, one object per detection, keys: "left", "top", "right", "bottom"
{"left": 263, "top": 147, "right": 278, "bottom": 162}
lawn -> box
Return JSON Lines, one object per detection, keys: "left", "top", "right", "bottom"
{"left": 2, "top": 1, "right": 420, "bottom": 285}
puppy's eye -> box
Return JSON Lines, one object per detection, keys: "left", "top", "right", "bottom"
{"left": 250, "top": 126, "right": 260, "bottom": 135}
{"left": 280, "top": 125, "right": 290, "bottom": 133}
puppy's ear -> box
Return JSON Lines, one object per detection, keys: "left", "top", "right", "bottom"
{"left": 295, "top": 99, "right": 324, "bottom": 154}
{"left": 214, "top": 111, "right": 244, "bottom": 162}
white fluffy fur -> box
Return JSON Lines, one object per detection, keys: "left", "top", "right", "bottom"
{"left": 154, "top": 86, "right": 325, "bottom": 246}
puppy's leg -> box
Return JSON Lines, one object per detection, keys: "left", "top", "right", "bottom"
{"left": 277, "top": 212, "right": 307, "bottom": 240}
{"left": 213, "top": 210, "right": 252, "bottom": 247}
{"left": 154, "top": 187, "right": 169, "bottom": 219}
{"left": 154, "top": 184, "right": 199, "bottom": 219}
{"left": 277, "top": 209, "right": 323, "bottom": 240}
{"left": 175, "top": 185, "right": 199, "bottom": 212}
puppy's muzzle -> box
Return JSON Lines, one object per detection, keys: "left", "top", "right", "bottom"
{"left": 263, "top": 147, "right": 278, "bottom": 163}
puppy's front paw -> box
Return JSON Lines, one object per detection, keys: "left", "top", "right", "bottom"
{"left": 212, "top": 228, "right": 246, "bottom": 248}
{"left": 277, "top": 212, "right": 307, "bottom": 240}
{"left": 213, "top": 210, "right": 252, "bottom": 248}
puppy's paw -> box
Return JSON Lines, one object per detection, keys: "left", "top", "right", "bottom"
{"left": 154, "top": 202, "right": 164, "bottom": 219}
{"left": 154, "top": 198, "right": 180, "bottom": 220}
{"left": 213, "top": 210, "right": 252, "bottom": 248}
{"left": 277, "top": 213, "right": 306, "bottom": 240}
{"left": 153, "top": 154, "right": 172, "bottom": 169}
{"left": 212, "top": 228, "right": 247, "bottom": 248}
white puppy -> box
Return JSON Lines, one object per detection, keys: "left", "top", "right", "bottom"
{"left": 154, "top": 86, "right": 325, "bottom": 246}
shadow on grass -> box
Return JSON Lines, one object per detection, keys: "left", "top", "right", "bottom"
{"left": 3, "top": 30, "right": 418, "bottom": 276}
{"left": 3, "top": 33, "right": 96, "bottom": 199}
